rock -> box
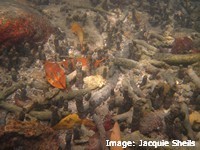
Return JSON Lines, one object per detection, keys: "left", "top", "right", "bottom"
{"left": 0, "top": 0, "right": 54, "bottom": 51}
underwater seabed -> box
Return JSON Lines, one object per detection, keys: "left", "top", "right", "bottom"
{"left": 0, "top": 0, "right": 200, "bottom": 149}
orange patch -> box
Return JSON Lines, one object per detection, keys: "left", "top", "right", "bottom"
{"left": 71, "top": 22, "right": 84, "bottom": 50}
{"left": 44, "top": 61, "right": 66, "bottom": 89}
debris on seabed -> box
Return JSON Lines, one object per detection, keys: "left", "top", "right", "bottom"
{"left": 0, "top": 0, "right": 200, "bottom": 149}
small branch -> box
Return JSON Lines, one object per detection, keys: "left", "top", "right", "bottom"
{"left": 148, "top": 60, "right": 170, "bottom": 68}
{"left": 147, "top": 31, "right": 165, "bottom": 41}
{"left": 154, "top": 53, "right": 200, "bottom": 65}
{"left": 75, "top": 5, "right": 113, "bottom": 15}
{"left": 0, "top": 101, "right": 22, "bottom": 112}
{"left": 139, "top": 60, "right": 160, "bottom": 75}
{"left": 112, "top": 108, "right": 133, "bottom": 124}
{"left": 0, "top": 82, "right": 24, "bottom": 101}
{"left": 186, "top": 67, "right": 200, "bottom": 89}
{"left": 66, "top": 70, "right": 77, "bottom": 83}
{"left": 50, "top": 88, "right": 90, "bottom": 103}
{"left": 114, "top": 58, "right": 139, "bottom": 69}
{"left": 93, "top": 113, "right": 109, "bottom": 150}
{"left": 180, "top": 102, "right": 195, "bottom": 140}
{"left": 133, "top": 39, "right": 158, "bottom": 53}
{"left": 89, "top": 73, "right": 119, "bottom": 112}
{"left": 0, "top": 101, "right": 69, "bottom": 121}
{"left": 75, "top": 95, "right": 85, "bottom": 118}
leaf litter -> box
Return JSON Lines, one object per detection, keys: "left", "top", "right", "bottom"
{"left": 0, "top": 0, "right": 200, "bottom": 149}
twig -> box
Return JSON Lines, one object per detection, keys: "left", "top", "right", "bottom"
{"left": 0, "top": 82, "right": 24, "bottom": 101}
{"left": 147, "top": 31, "right": 165, "bottom": 41}
{"left": 93, "top": 113, "right": 109, "bottom": 150}
{"left": 180, "top": 102, "right": 195, "bottom": 140}
{"left": 75, "top": 5, "right": 113, "bottom": 15}
{"left": 112, "top": 108, "right": 133, "bottom": 124}
{"left": 186, "top": 67, "right": 200, "bottom": 89}
{"left": 75, "top": 95, "right": 85, "bottom": 118}
{"left": 50, "top": 88, "right": 90, "bottom": 103}
{"left": 133, "top": 39, "right": 158, "bottom": 53}
{"left": 148, "top": 60, "right": 170, "bottom": 68}
{"left": 114, "top": 58, "right": 139, "bottom": 69}
{"left": 66, "top": 70, "right": 77, "bottom": 83}
{"left": 0, "top": 101, "right": 69, "bottom": 121}
{"left": 89, "top": 72, "right": 119, "bottom": 112}
{"left": 139, "top": 60, "right": 160, "bottom": 75}
{"left": 154, "top": 53, "right": 200, "bottom": 65}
